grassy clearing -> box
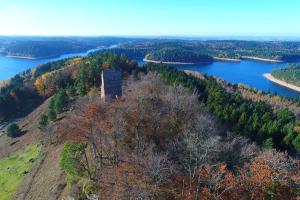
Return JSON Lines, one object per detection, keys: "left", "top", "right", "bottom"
{"left": 0, "top": 143, "right": 41, "bottom": 200}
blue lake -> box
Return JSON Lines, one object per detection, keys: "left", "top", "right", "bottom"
{"left": 0, "top": 48, "right": 100, "bottom": 81}
{"left": 1, "top": 51, "right": 300, "bottom": 99}
{"left": 177, "top": 60, "right": 300, "bottom": 99}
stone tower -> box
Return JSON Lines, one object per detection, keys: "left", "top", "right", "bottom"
{"left": 101, "top": 69, "right": 122, "bottom": 100}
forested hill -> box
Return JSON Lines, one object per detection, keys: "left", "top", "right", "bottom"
{"left": 2, "top": 37, "right": 300, "bottom": 61}
{"left": 147, "top": 48, "right": 213, "bottom": 63}
{"left": 0, "top": 52, "right": 138, "bottom": 122}
{"left": 1, "top": 50, "right": 300, "bottom": 153}
{"left": 0, "top": 37, "right": 139, "bottom": 58}
{"left": 272, "top": 64, "right": 300, "bottom": 86}
{"left": 117, "top": 39, "right": 300, "bottom": 62}
{"left": 4, "top": 40, "right": 95, "bottom": 58}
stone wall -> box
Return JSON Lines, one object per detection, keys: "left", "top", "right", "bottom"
{"left": 101, "top": 69, "right": 122, "bottom": 99}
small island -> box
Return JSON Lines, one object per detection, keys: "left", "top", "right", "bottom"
{"left": 265, "top": 64, "right": 300, "bottom": 92}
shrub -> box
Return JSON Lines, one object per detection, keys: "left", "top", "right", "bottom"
{"left": 292, "top": 134, "right": 300, "bottom": 150}
{"left": 66, "top": 85, "right": 76, "bottom": 98}
{"left": 54, "top": 89, "right": 68, "bottom": 113}
{"left": 263, "top": 138, "right": 274, "bottom": 149}
{"left": 60, "top": 142, "right": 87, "bottom": 177}
{"left": 39, "top": 114, "right": 48, "bottom": 129}
{"left": 48, "top": 109, "right": 57, "bottom": 121}
{"left": 6, "top": 123, "right": 22, "bottom": 137}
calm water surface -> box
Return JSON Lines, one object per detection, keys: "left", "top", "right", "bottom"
{"left": 1, "top": 52, "right": 300, "bottom": 98}
{"left": 177, "top": 60, "right": 300, "bottom": 99}
{"left": 0, "top": 48, "right": 100, "bottom": 81}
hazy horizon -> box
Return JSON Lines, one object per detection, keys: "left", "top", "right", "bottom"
{"left": 1, "top": 35, "right": 300, "bottom": 42}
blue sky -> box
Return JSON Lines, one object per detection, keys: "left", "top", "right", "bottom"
{"left": 0, "top": 0, "right": 299, "bottom": 37}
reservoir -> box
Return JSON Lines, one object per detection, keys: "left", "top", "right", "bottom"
{"left": 177, "top": 60, "right": 300, "bottom": 99}
{"left": 0, "top": 48, "right": 100, "bottom": 81}
{"left": 1, "top": 51, "right": 299, "bottom": 99}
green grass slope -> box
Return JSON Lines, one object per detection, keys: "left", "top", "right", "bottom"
{"left": 0, "top": 144, "right": 41, "bottom": 200}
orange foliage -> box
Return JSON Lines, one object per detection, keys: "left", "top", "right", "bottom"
{"left": 102, "top": 62, "right": 110, "bottom": 69}
{"left": 55, "top": 75, "right": 300, "bottom": 200}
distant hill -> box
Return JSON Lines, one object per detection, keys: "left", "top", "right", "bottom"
{"left": 2, "top": 38, "right": 300, "bottom": 61}
{"left": 147, "top": 48, "right": 213, "bottom": 63}
{"left": 4, "top": 40, "right": 95, "bottom": 58}
{"left": 118, "top": 39, "right": 300, "bottom": 62}
{"left": 0, "top": 37, "right": 139, "bottom": 58}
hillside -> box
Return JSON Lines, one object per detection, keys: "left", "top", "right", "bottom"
{"left": 0, "top": 52, "right": 299, "bottom": 199}
{"left": 0, "top": 97, "right": 50, "bottom": 200}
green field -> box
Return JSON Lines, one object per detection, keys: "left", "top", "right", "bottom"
{"left": 0, "top": 144, "right": 41, "bottom": 200}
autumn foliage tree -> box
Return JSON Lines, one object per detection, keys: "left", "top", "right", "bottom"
{"left": 57, "top": 73, "right": 300, "bottom": 199}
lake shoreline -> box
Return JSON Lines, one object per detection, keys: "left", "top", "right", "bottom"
{"left": 5, "top": 47, "right": 104, "bottom": 61}
{"left": 213, "top": 57, "right": 241, "bottom": 62}
{"left": 6, "top": 55, "right": 37, "bottom": 60}
{"left": 264, "top": 73, "right": 300, "bottom": 92}
{"left": 143, "top": 58, "right": 211, "bottom": 65}
{"left": 6, "top": 54, "right": 79, "bottom": 60}
{"left": 0, "top": 47, "right": 105, "bottom": 82}
{"left": 6, "top": 55, "right": 64, "bottom": 60}
{"left": 144, "top": 56, "right": 284, "bottom": 65}
{"left": 242, "top": 56, "right": 283, "bottom": 63}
